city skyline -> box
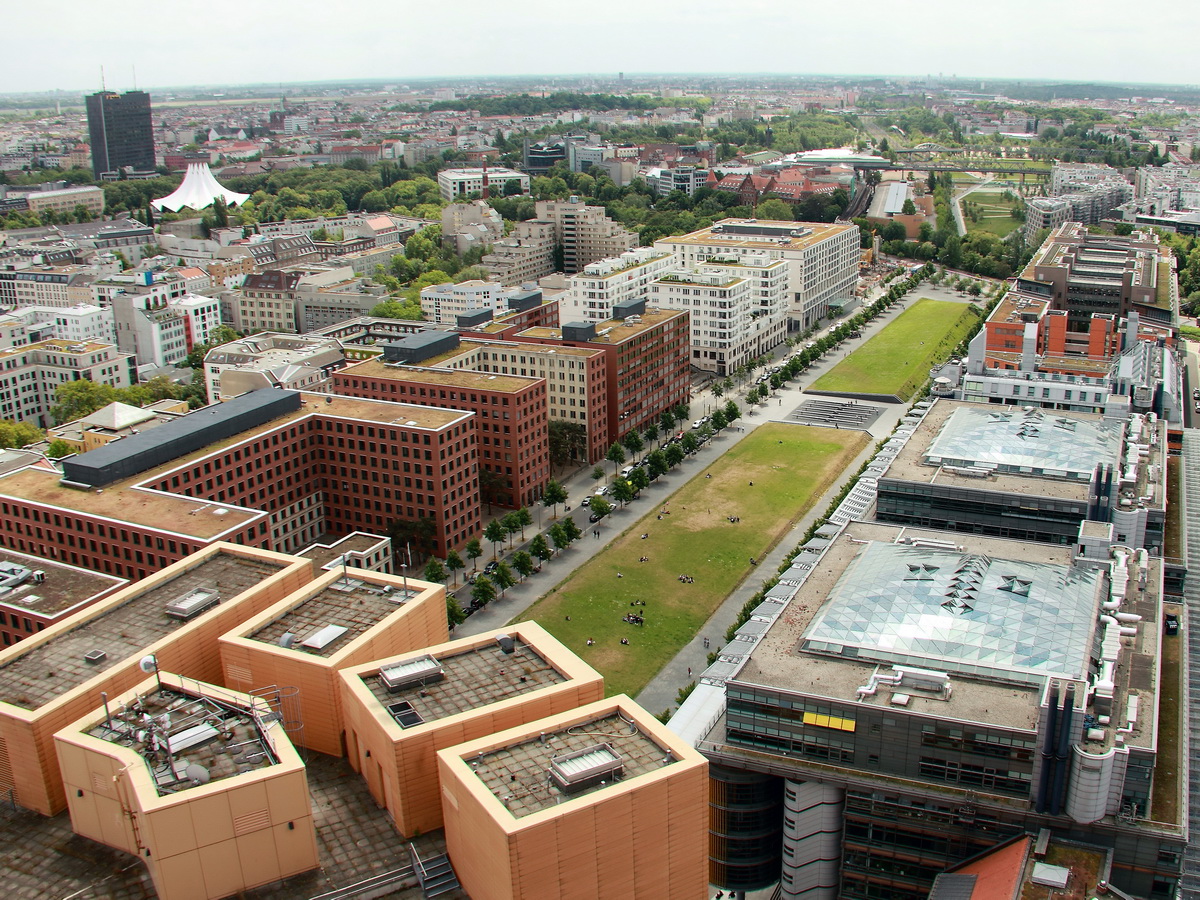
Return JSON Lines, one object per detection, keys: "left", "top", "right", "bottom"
{"left": 3, "top": 0, "right": 1200, "bottom": 96}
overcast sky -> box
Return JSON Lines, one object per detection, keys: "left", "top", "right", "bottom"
{"left": 4, "top": 0, "right": 1198, "bottom": 96}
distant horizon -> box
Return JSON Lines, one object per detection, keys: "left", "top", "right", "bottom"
{"left": 4, "top": 0, "right": 1199, "bottom": 97}
{"left": 3, "top": 71, "right": 1199, "bottom": 103}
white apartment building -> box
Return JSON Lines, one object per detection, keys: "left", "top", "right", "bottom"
{"left": 111, "top": 291, "right": 218, "bottom": 369}
{"left": 0, "top": 265, "right": 96, "bottom": 309}
{"left": 4, "top": 304, "right": 116, "bottom": 345}
{"left": 536, "top": 197, "right": 639, "bottom": 274}
{"left": 650, "top": 256, "right": 789, "bottom": 375}
{"left": 437, "top": 168, "right": 530, "bottom": 201}
{"left": 441, "top": 200, "right": 504, "bottom": 255}
{"left": 419, "top": 280, "right": 521, "bottom": 325}
{"left": 481, "top": 220, "right": 557, "bottom": 286}
{"left": 560, "top": 248, "right": 678, "bottom": 322}
{"left": 656, "top": 219, "right": 860, "bottom": 330}
{"left": 0, "top": 337, "right": 134, "bottom": 427}
{"left": 204, "top": 333, "right": 346, "bottom": 401}
{"left": 91, "top": 270, "right": 190, "bottom": 308}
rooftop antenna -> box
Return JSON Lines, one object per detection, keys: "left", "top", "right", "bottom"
{"left": 100, "top": 65, "right": 106, "bottom": 91}
{"left": 132, "top": 65, "right": 137, "bottom": 90}
{"left": 482, "top": 159, "right": 490, "bottom": 200}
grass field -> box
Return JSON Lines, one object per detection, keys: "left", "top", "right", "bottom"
{"left": 517, "top": 424, "right": 867, "bottom": 698}
{"left": 809, "top": 298, "right": 979, "bottom": 400}
{"left": 963, "top": 191, "right": 1023, "bottom": 238}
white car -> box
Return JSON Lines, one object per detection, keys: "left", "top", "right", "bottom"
{"left": 620, "top": 465, "right": 636, "bottom": 477}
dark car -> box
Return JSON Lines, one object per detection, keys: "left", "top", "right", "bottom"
{"left": 483, "top": 560, "right": 499, "bottom": 575}
{"left": 1165, "top": 613, "right": 1180, "bottom": 635}
{"left": 588, "top": 511, "right": 605, "bottom": 523}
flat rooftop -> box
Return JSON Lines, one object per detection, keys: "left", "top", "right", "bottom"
{"left": 298, "top": 532, "right": 388, "bottom": 571}
{"left": 0, "top": 391, "right": 471, "bottom": 533}
{"left": 880, "top": 400, "right": 1121, "bottom": 502}
{"left": 341, "top": 358, "right": 538, "bottom": 393}
{"left": 363, "top": 637, "right": 565, "bottom": 726}
{"left": 0, "top": 468, "right": 263, "bottom": 539}
{"left": 246, "top": 575, "right": 422, "bottom": 658}
{"left": 517, "top": 308, "right": 684, "bottom": 345}
{"left": 0, "top": 552, "right": 285, "bottom": 710}
{"left": 469, "top": 712, "right": 677, "bottom": 818}
{"left": 0, "top": 551, "right": 126, "bottom": 618}
{"left": 85, "top": 686, "right": 277, "bottom": 795}
{"left": 739, "top": 523, "right": 1095, "bottom": 730}
{"left": 666, "top": 218, "right": 854, "bottom": 251}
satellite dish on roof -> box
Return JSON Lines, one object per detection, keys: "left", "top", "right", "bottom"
{"left": 139, "top": 654, "right": 158, "bottom": 674}
{"left": 185, "top": 764, "right": 211, "bottom": 785}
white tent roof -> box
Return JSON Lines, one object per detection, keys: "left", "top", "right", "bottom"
{"left": 152, "top": 163, "right": 250, "bottom": 212}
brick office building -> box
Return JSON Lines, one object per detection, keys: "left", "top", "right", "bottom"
{"left": 0, "top": 390, "right": 481, "bottom": 581}
{"left": 515, "top": 306, "right": 691, "bottom": 444}
{"left": 332, "top": 355, "right": 550, "bottom": 509}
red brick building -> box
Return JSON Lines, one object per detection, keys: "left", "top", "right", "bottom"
{"left": 515, "top": 308, "right": 691, "bottom": 445}
{"left": 0, "top": 393, "right": 480, "bottom": 579}
{"left": 331, "top": 360, "right": 550, "bottom": 509}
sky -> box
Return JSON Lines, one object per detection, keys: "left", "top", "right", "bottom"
{"left": 4, "top": 0, "right": 1199, "bottom": 96}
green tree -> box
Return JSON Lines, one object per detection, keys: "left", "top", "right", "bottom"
{"left": 465, "top": 537, "right": 483, "bottom": 570}
{"left": 659, "top": 410, "right": 676, "bottom": 436}
{"left": 446, "top": 595, "right": 466, "bottom": 628}
{"left": 46, "top": 438, "right": 74, "bottom": 459}
{"left": 530, "top": 533, "right": 553, "bottom": 563}
{"left": 548, "top": 522, "right": 569, "bottom": 554}
{"left": 665, "top": 443, "right": 685, "bottom": 468}
{"left": 606, "top": 442, "right": 626, "bottom": 475}
{"left": 647, "top": 449, "right": 668, "bottom": 479}
{"left": 710, "top": 409, "right": 728, "bottom": 431}
{"left": 445, "top": 549, "right": 465, "bottom": 586}
{"left": 724, "top": 400, "right": 741, "bottom": 423}
{"left": 611, "top": 478, "right": 634, "bottom": 505}
{"left": 501, "top": 511, "right": 522, "bottom": 548}
{"left": 424, "top": 557, "right": 446, "bottom": 583}
{"left": 493, "top": 561, "right": 516, "bottom": 595}
{"left": 0, "top": 420, "right": 45, "bottom": 449}
{"left": 628, "top": 467, "right": 650, "bottom": 494}
{"left": 471, "top": 576, "right": 497, "bottom": 609}
{"left": 562, "top": 517, "right": 583, "bottom": 543}
{"left": 51, "top": 380, "right": 119, "bottom": 424}
{"left": 642, "top": 423, "right": 658, "bottom": 447}
{"left": 512, "top": 550, "right": 536, "bottom": 579}
{"left": 516, "top": 506, "right": 533, "bottom": 539}
{"left": 621, "top": 430, "right": 644, "bottom": 458}
{"left": 682, "top": 432, "right": 700, "bottom": 454}
{"left": 484, "top": 520, "right": 506, "bottom": 558}
{"left": 542, "top": 478, "right": 568, "bottom": 518}
{"left": 591, "top": 465, "right": 605, "bottom": 481}
{"left": 754, "top": 198, "right": 793, "bottom": 221}
{"left": 901, "top": 198, "right": 917, "bottom": 216}
{"left": 589, "top": 496, "right": 612, "bottom": 519}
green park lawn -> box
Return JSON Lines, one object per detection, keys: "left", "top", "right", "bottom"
{"left": 809, "top": 298, "right": 979, "bottom": 400}
{"left": 517, "top": 424, "right": 867, "bottom": 698}
{"left": 963, "top": 191, "right": 1023, "bottom": 238}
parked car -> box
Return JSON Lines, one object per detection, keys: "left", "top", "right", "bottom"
{"left": 620, "top": 465, "right": 636, "bottom": 477}
{"left": 1192, "top": 389, "right": 1200, "bottom": 401}
{"left": 580, "top": 496, "right": 592, "bottom": 508}
{"left": 594, "top": 485, "right": 610, "bottom": 496}
{"left": 483, "top": 560, "right": 499, "bottom": 575}
{"left": 1165, "top": 612, "right": 1180, "bottom": 635}
{"left": 588, "top": 511, "right": 605, "bottom": 523}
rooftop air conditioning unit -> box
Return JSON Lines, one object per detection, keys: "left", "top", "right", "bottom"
{"left": 164, "top": 587, "right": 221, "bottom": 620}
{"left": 378, "top": 654, "right": 444, "bottom": 692}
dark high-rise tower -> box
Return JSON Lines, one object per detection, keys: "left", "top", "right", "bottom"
{"left": 85, "top": 90, "right": 155, "bottom": 178}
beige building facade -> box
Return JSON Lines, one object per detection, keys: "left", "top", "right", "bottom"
{"left": 438, "top": 695, "right": 710, "bottom": 900}
{"left": 54, "top": 673, "right": 319, "bottom": 900}
{"left": 339, "top": 622, "right": 603, "bottom": 837}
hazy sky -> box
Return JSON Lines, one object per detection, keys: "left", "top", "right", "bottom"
{"left": 5, "top": 0, "right": 1198, "bottom": 95}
